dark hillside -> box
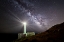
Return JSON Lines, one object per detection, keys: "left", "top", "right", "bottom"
{"left": 15, "top": 22, "right": 64, "bottom": 42}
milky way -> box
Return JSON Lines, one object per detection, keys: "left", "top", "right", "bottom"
{"left": 0, "top": 0, "right": 64, "bottom": 33}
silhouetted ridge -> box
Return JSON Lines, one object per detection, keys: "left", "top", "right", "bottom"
{"left": 15, "top": 22, "right": 64, "bottom": 42}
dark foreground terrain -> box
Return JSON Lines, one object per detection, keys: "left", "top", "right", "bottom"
{"left": 0, "top": 33, "right": 18, "bottom": 42}
{"left": 15, "top": 22, "right": 64, "bottom": 42}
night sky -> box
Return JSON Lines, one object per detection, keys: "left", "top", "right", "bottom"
{"left": 0, "top": 0, "right": 64, "bottom": 33}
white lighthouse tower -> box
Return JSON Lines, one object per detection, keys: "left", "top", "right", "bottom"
{"left": 18, "top": 22, "right": 35, "bottom": 39}
{"left": 23, "top": 22, "right": 27, "bottom": 36}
